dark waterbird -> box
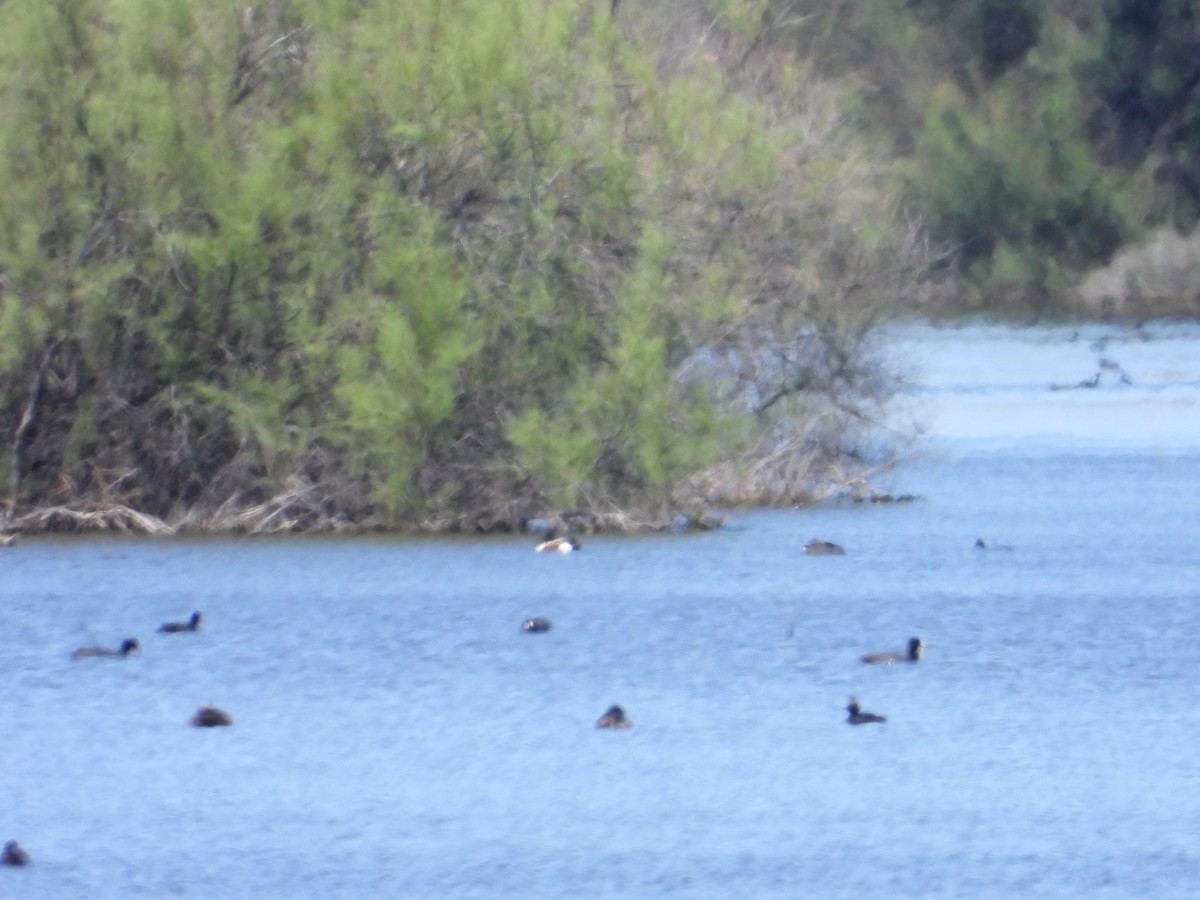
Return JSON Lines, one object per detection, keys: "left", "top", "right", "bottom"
{"left": 861, "top": 637, "right": 924, "bottom": 665}
{"left": 190, "top": 706, "right": 232, "bottom": 727}
{"left": 1, "top": 840, "right": 29, "bottom": 866}
{"left": 522, "top": 617, "right": 552, "bottom": 633}
{"left": 804, "top": 538, "right": 845, "bottom": 555}
{"left": 975, "top": 538, "right": 1014, "bottom": 551}
{"left": 72, "top": 638, "right": 140, "bottom": 659}
{"left": 159, "top": 611, "right": 202, "bottom": 633}
{"left": 595, "top": 705, "right": 632, "bottom": 729}
{"left": 846, "top": 698, "right": 886, "bottom": 725}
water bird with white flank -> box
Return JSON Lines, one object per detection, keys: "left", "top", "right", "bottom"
{"left": 536, "top": 535, "right": 581, "bottom": 554}
{"left": 72, "top": 638, "right": 140, "bottom": 659}
{"left": 861, "top": 637, "right": 924, "bottom": 665}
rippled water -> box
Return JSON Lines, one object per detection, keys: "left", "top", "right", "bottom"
{"left": 4, "top": 322, "right": 1200, "bottom": 898}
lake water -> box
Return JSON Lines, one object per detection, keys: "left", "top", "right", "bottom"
{"left": 4, "top": 321, "right": 1200, "bottom": 898}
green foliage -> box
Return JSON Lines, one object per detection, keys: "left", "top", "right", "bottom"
{"left": 0, "top": 0, "right": 927, "bottom": 529}
{"left": 507, "top": 227, "right": 730, "bottom": 510}
{"left": 906, "top": 23, "right": 1134, "bottom": 305}
{"left": 1089, "top": 0, "right": 1200, "bottom": 230}
{"left": 745, "top": 0, "right": 1200, "bottom": 310}
{"left": 328, "top": 216, "right": 474, "bottom": 513}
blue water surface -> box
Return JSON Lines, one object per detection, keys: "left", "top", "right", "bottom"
{"left": 3, "top": 322, "right": 1200, "bottom": 898}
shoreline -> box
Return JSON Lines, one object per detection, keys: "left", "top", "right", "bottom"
{"left": 0, "top": 487, "right": 923, "bottom": 542}
{"left": 0, "top": 500, "right": 728, "bottom": 541}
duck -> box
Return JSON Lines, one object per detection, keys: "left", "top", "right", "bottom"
{"left": 974, "top": 538, "right": 1014, "bottom": 551}
{"left": 861, "top": 637, "right": 924, "bottom": 665}
{"left": 535, "top": 535, "right": 581, "bottom": 554}
{"left": 72, "top": 638, "right": 140, "bottom": 659}
{"left": 158, "top": 611, "right": 202, "bottom": 633}
{"left": 595, "top": 704, "right": 631, "bottom": 729}
{"left": 521, "top": 617, "right": 552, "bottom": 633}
{"left": 804, "top": 538, "right": 844, "bottom": 555}
{"left": 190, "top": 706, "right": 232, "bottom": 727}
{"left": 1, "top": 840, "right": 29, "bottom": 866}
{"left": 0, "top": 533, "right": 18, "bottom": 548}
{"left": 846, "top": 698, "right": 886, "bottom": 725}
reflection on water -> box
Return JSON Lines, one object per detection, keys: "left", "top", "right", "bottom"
{"left": 4, "top": 323, "right": 1200, "bottom": 897}
{"left": 892, "top": 319, "right": 1200, "bottom": 449}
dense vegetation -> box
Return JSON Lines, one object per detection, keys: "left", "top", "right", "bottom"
{"left": 770, "top": 0, "right": 1200, "bottom": 313}
{"left": 1, "top": 0, "right": 1196, "bottom": 534}
{"left": 0, "top": 0, "right": 922, "bottom": 533}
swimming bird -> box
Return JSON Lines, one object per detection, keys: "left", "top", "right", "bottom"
{"left": 72, "top": 638, "right": 140, "bottom": 659}
{"left": 522, "top": 617, "right": 552, "bottom": 633}
{"left": 0, "top": 533, "right": 17, "bottom": 548}
{"left": 595, "top": 705, "right": 631, "bottom": 729}
{"left": 804, "top": 538, "right": 844, "bottom": 555}
{"left": 846, "top": 698, "right": 886, "bottom": 725}
{"left": 861, "top": 637, "right": 924, "bottom": 665}
{"left": 190, "top": 706, "right": 232, "bottom": 727}
{"left": 536, "top": 535, "right": 581, "bottom": 554}
{"left": 158, "top": 611, "right": 202, "bottom": 633}
{"left": 1, "top": 840, "right": 29, "bottom": 866}
{"left": 975, "top": 538, "right": 1014, "bottom": 551}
